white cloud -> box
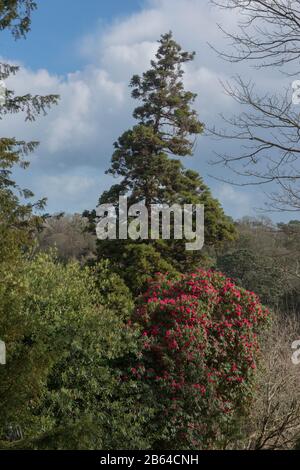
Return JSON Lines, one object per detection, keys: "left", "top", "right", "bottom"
{"left": 42, "top": 173, "right": 96, "bottom": 198}
{"left": 2, "top": 0, "right": 284, "bottom": 216}
{"left": 214, "top": 184, "right": 254, "bottom": 219}
{"left": 23, "top": 167, "right": 104, "bottom": 214}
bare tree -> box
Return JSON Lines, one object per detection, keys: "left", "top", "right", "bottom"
{"left": 210, "top": 0, "right": 300, "bottom": 212}
{"left": 212, "top": 1, "right": 300, "bottom": 70}
{"left": 233, "top": 313, "right": 300, "bottom": 450}
{"left": 37, "top": 214, "right": 96, "bottom": 263}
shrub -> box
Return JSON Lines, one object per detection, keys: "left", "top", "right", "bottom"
{"left": 132, "top": 269, "right": 270, "bottom": 449}
{"left": 0, "top": 254, "right": 150, "bottom": 449}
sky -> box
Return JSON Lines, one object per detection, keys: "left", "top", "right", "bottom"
{"left": 0, "top": 0, "right": 294, "bottom": 221}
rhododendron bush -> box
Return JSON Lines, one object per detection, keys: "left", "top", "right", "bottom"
{"left": 132, "top": 269, "right": 270, "bottom": 449}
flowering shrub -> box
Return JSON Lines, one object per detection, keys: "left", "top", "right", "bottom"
{"left": 132, "top": 269, "right": 270, "bottom": 449}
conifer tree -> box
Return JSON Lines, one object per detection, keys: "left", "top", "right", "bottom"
{"left": 0, "top": 0, "right": 36, "bottom": 38}
{"left": 0, "top": 0, "right": 58, "bottom": 261}
{"left": 89, "top": 32, "right": 236, "bottom": 292}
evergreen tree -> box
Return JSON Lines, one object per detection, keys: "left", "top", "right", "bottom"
{"left": 0, "top": 0, "right": 58, "bottom": 263}
{"left": 0, "top": 0, "right": 36, "bottom": 38}
{"left": 89, "top": 32, "right": 236, "bottom": 292}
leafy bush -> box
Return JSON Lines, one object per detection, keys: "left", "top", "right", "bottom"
{"left": 1, "top": 254, "right": 150, "bottom": 449}
{"left": 0, "top": 257, "right": 50, "bottom": 443}
{"left": 132, "top": 269, "right": 270, "bottom": 449}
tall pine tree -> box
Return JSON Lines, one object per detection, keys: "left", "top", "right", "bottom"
{"left": 88, "top": 32, "right": 235, "bottom": 292}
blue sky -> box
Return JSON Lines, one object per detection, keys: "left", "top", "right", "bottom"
{"left": 1, "top": 0, "right": 293, "bottom": 222}
{"left": 2, "top": 0, "right": 143, "bottom": 74}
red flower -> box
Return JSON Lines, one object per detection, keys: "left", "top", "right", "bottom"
{"left": 131, "top": 269, "right": 270, "bottom": 444}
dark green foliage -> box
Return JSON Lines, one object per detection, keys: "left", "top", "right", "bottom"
{"left": 217, "top": 249, "right": 283, "bottom": 307}
{"left": 0, "top": 0, "right": 36, "bottom": 38}
{"left": 111, "top": 242, "right": 178, "bottom": 292}
{"left": 89, "top": 32, "right": 235, "bottom": 293}
{"left": 215, "top": 217, "right": 300, "bottom": 310}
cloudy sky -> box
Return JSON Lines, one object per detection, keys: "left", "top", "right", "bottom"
{"left": 0, "top": 0, "right": 293, "bottom": 221}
